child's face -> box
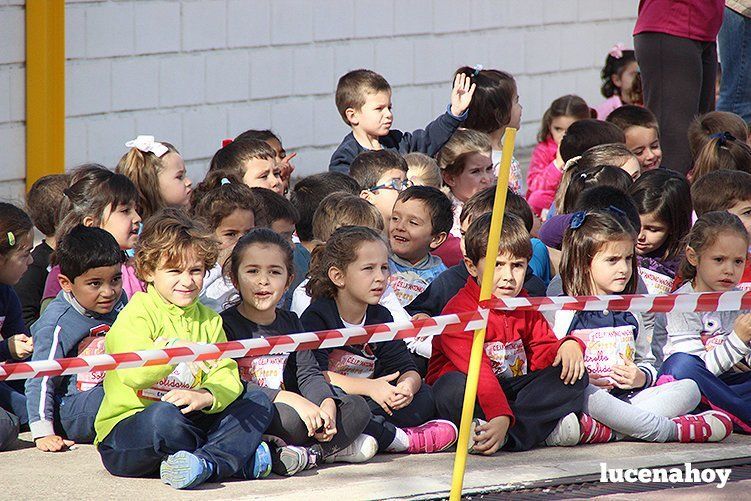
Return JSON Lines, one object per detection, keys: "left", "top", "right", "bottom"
{"left": 688, "top": 231, "right": 747, "bottom": 292}
{"left": 636, "top": 211, "right": 668, "bottom": 256}
{"left": 242, "top": 157, "right": 283, "bottom": 195}
{"left": 158, "top": 153, "right": 193, "bottom": 209}
{"left": 727, "top": 199, "right": 751, "bottom": 239}
{"left": 335, "top": 241, "right": 389, "bottom": 306}
{"left": 0, "top": 233, "right": 33, "bottom": 286}
{"left": 508, "top": 92, "right": 523, "bottom": 130}
{"left": 100, "top": 202, "right": 141, "bottom": 250}
{"left": 271, "top": 218, "right": 296, "bottom": 246}
{"left": 590, "top": 238, "right": 634, "bottom": 295}
{"left": 145, "top": 249, "right": 206, "bottom": 307}
{"left": 466, "top": 251, "right": 527, "bottom": 298}
{"left": 620, "top": 157, "right": 641, "bottom": 181}
{"left": 362, "top": 168, "right": 408, "bottom": 229}
{"left": 215, "top": 209, "right": 255, "bottom": 262}
{"left": 612, "top": 61, "right": 639, "bottom": 103}
{"left": 233, "top": 243, "right": 291, "bottom": 316}
{"left": 444, "top": 151, "right": 495, "bottom": 203}
{"left": 549, "top": 115, "right": 577, "bottom": 145}
{"left": 60, "top": 264, "right": 123, "bottom": 314}
{"left": 349, "top": 91, "right": 393, "bottom": 138}
{"left": 625, "top": 126, "right": 661, "bottom": 171}
{"left": 389, "top": 198, "right": 446, "bottom": 264}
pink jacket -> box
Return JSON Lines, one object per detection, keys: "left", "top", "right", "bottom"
{"left": 526, "top": 160, "right": 563, "bottom": 217}
{"left": 527, "top": 137, "right": 558, "bottom": 193}
{"left": 595, "top": 95, "right": 623, "bottom": 120}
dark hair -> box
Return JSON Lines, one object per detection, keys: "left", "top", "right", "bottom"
{"left": 629, "top": 169, "right": 691, "bottom": 261}
{"left": 349, "top": 150, "right": 408, "bottom": 190}
{"left": 537, "top": 95, "right": 592, "bottom": 143}
{"left": 455, "top": 66, "right": 516, "bottom": 133}
{"left": 235, "top": 129, "right": 279, "bottom": 144}
{"left": 395, "top": 186, "right": 453, "bottom": 236}
{"left": 306, "top": 226, "right": 387, "bottom": 300}
{"left": 562, "top": 165, "right": 634, "bottom": 214}
{"left": 0, "top": 202, "right": 33, "bottom": 257}
{"left": 457, "top": 185, "right": 533, "bottom": 233}
{"left": 506, "top": 191, "right": 534, "bottom": 233}
{"left": 55, "top": 225, "right": 124, "bottom": 281}
{"left": 250, "top": 187, "right": 299, "bottom": 226}
{"left": 335, "top": 69, "right": 391, "bottom": 125}
{"left": 26, "top": 173, "right": 69, "bottom": 237}
{"left": 575, "top": 186, "right": 641, "bottom": 234}
{"left": 601, "top": 49, "right": 636, "bottom": 98}
{"left": 691, "top": 169, "right": 751, "bottom": 216}
{"left": 606, "top": 105, "right": 659, "bottom": 132}
{"left": 688, "top": 111, "right": 750, "bottom": 160}
{"left": 191, "top": 182, "right": 263, "bottom": 231}
{"left": 559, "top": 119, "right": 626, "bottom": 162}
{"left": 464, "top": 212, "right": 532, "bottom": 265}
{"left": 690, "top": 133, "right": 751, "bottom": 182}
{"left": 680, "top": 211, "right": 749, "bottom": 283}
{"left": 290, "top": 172, "right": 360, "bottom": 242}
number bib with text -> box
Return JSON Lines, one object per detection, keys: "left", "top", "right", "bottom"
{"left": 237, "top": 354, "right": 288, "bottom": 389}
{"left": 328, "top": 347, "right": 376, "bottom": 379}
{"left": 570, "top": 325, "right": 636, "bottom": 383}
{"left": 484, "top": 339, "right": 528, "bottom": 378}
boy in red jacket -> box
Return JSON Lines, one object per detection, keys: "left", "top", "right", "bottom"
{"left": 426, "top": 213, "right": 588, "bottom": 454}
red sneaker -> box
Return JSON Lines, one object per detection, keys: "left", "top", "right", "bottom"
{"left": 404, "top": 419, "right": 458, "bottom": 453}
{"left": 673, "top": 410, "right": 733, "bottom": 443}
{"left": 579, "top": 413, "right": 614, "bottom": 444}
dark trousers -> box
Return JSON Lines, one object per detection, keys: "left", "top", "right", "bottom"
{"left": 660, "top": 352, "right": 751, "bottom": 432}
{"left": 265, "top": 394, "right": 371, "bottom": 458}
{"left": 56, "top": 386, "right": 105, "bottom": 443}
{"left": 432, "top": 365, "right": 588, "bottom": 452}
{"left": 98, "top": 389, "right": 272, "bottom": 480}
{"left": 0, "top": 381, "right": 26, "bottom": 426}
{"left": 0, "top": 406, "right": 19, "bottom": 451}
{"left": 634, "top": 32, "right": 718, "bottom": 175}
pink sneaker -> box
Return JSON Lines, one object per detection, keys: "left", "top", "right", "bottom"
{"left": 673, "top": 410, "right": 733, "bottom": 443}
{"left": 579, "top": 414, "right": 614, "bottom": 444}
{"left": 403, "top": 419, "right": 458, "bottom": 453}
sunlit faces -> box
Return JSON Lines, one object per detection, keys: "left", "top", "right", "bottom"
{"left": 687, "top": 231, "right": 747, "bottom": 292}
{"left": 389, "top": 198, "right": 447, "bottom": 264}
{"left": 625, "top": 126, "right": 662, "bottom": 171}
{"left": 99, "top": 202, "right": 142, "bottom": 250}
{"left": 59, "top": 265, "right": 123, "bottom": 314}
{"left": 0, "top": 232, "right": 33, "bottom": 285}
{"left": 613, "top": 61, "right": 640, "bottom": 104}
{"left": 620, "top": 157, "right": 642, "bottom": 181}
{"left": 330, "top": 240, "right": 390, "bottom": 307}
{"left": 636, "top": 212, "right": 668, "bottom": 256}
{"left": 727, "top": 199, "right": 751, "bottom": 239}
{"left": 590, "top": 238, "right": 635, "bottom": 295}
{"left": 242, "top": 157, "right": 283, "bottom": 195}
{"left": 443, "top": 151, "right": 495, "bottom": 203}
{"left": 144, "top": 249, "right": 206, "bottom": 307}
{"left": 159, "top": 152, "right": 193, "bottom": 208}
{"left": 465, "top": 251, "right": 527, "bottom": 298}
{"left": 362, "top": 168, "right": 408, "bottom": 229}
{"left": 348, "top": 91, "right": 393, "bottom": 138}
{"left": 549, "top": 115, "right": 578, "bottom": 145}
{"left": 271, "top": 218, "right": 296, "bottom": 246}
{"left": 233, "top": 243, "right": 292, "bottom": 319}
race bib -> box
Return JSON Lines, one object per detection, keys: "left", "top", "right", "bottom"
{"left": 737, "top": 282, "right": 751, "bottom": 292}
{"left": 138, "top": 362, "right": 197, "bottom": 401}
{"left": 75, "top": 324, "right": 109, "bottom": 391}
{"left": 484, "top": 339, "right": 528, "bottom": 378}
{"left": 570, "top": 325, "right": 636, "bottom": 383}
{"left": 238, "top": 354, "right": 288, "bottom": 389}
{"left": 328, "top": 347, "right": 376, "bottom": 379}
{"left": 639, "top": 267, "right": 673, "bottom": 295}
{"left": 388, "top": 272, "right": 429, "bottom": 307}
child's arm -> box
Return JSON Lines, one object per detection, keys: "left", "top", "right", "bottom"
{"left": 25, "top": 321, "right": 64, "bottom": 444}
{"left": 632, "top": 313, "right": 657, "bottom": 387}
{"left": 195, "top": 315, "right": 243, "bottom": 414}
{"left": 323, "top": 370, "right": 400, "bottom": 415}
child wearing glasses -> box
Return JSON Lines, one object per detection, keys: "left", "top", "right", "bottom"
{"left": 349, "top": 150, "right": 412, "bottom": 231}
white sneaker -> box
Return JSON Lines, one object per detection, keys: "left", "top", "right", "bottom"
{"left": 468, "top": 418, "right": 487, "bottom": 454}
{"left": 544, "top": 412, "right": 580, "bottom": 447}
{"left": 325, "top": 434, "right": 378, "bottom": 463}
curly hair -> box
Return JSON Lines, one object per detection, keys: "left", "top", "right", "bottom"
{"left": 600, "top": 49, "right": 636, "bottom": 98}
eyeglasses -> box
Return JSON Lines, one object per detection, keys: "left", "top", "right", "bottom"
{"left": 368, "top": 178, "right": 413, "bottom": 192}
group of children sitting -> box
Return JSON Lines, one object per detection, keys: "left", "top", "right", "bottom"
{"left": 1, "top": 49, "right": 751, "bottom": 491}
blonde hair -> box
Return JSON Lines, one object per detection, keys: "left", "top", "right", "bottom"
{"left": 312, "top": 192, "right": 384, "bottom": 242}
{"left": 437, "top": 129, "right": 492, "bottom": 177}
{"left": 405, "top": 153, "right": 442, "bottom": 189}
{"left": 116, "top": 141, "right": 179, "bottom": 222}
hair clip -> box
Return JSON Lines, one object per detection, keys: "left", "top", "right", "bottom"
{"left": 7, "top": 232, "right": 15, "bottom": 247}
{"left": 609, "top": 43, "right": 626, "bottom": 59}
{"left": 221, "top": 138, "right": 233, "bottom": 148}
{"left": 580, "top": 172, "right": 588, "bottom": 179}
{"left": 570, "top": 211, "right": 586, "bottom": 230}
{"left": 472, "top": 64, "right": 483, "bottom": 77}
{"left": 125, "top": 135, "right": 169, "bottom": 157}
{"left": 606, "top": 205, "right": 627, "bottom": 220}
{"left": 563, "top": 156, "right": 581, "bottom": 172}
{"left": 220, "top": 177, "right": 231, "bottom": 185}
{"left": 709, "top": 131, "right": 736, "bottom": 145}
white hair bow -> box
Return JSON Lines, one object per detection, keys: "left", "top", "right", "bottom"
{"left": 125, "top": 135, "right": 169, "bottom": 157}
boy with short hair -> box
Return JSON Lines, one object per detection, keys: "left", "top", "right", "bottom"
{"left": 607, "top": 105, "right": 662, "bottom": 171}
{"left": 25, "top": 225, "right": 127, "bottom": 452}
{"left": 329, "top": 69, "right": 475, "bottom": 173}
{"left": 350, "top": 150, "right": 410, "bottom": 230}
{"left": 250, "top": 187, "right": 300, "bottom": 244}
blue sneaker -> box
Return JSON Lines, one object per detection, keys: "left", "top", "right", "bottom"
{"left": 160, "top": 451, "right": 214, "bottom": 489}
{"left": 253, "top": 442, "right": 272, "bottom": 479}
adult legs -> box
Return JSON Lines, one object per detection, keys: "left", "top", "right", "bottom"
{"left": 717, "top": 7, "right": 751, "bottom": 123}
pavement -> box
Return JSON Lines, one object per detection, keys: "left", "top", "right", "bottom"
{"left": 3, "top": 432, "right": 750, "bottom": 500}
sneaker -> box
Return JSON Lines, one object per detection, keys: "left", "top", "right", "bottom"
{"left": 468, "top": 418, "right": 487, "bottom": 454}
{"left": 579, "top": 414, "right": 614, "bottom": 444}
{"left": 252, "top": 442, "right": 272, "bottom": 479}
{"left": 673, "top": 410, "right": 733, "bottom": 443}
{"left": 404, "top": 419, "right": 458, "bottom": 453}
{"left": 545, "top": 413, "right": 580, "bottom": 447}
{"left": 325, "top": 434, "right": 378, "bottom": 463}
{"left": 160, "top": 451, "right": 213, "bottom": 490}
{"left": 270, "top": 445, "right": 318, "bottom": 476}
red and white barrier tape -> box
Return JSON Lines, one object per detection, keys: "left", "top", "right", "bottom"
{"left": 0, "top": 310, "right": 488, "bottom": 381}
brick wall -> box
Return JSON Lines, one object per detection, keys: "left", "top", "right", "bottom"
{"left": 0, "top": 0, "right": 638, "bottom": 202}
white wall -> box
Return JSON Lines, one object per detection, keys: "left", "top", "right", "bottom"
{"left": 0, "top": 0, "right": 638, "bottom": 202}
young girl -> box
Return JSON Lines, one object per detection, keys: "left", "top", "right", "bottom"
{"left": 221, "top": 229, "right": 376, "bottom": 474}
{"left": 595, "top": 44, "right": 641, "bottom": 120}
{"left": 550, "top": 210, "right": 732, "bottom": 445}
{"left": 42, "top": 165, "right": 144, "bottom": 306}
{"left": 300, "top": 226, "right": 458, "bottom": 454}
{"left": 660, "top": 212, "right": 751, "bottom": 433}
{"left": 688, "top": 132, "right": 751, "bottom": 183}
{"left": 234, "top": 129, "right": 296, "bottom": 194}
{"left": 199, "top": 139, "right": 283, "bottom": 197}
{"left": 0, "top": 203, "right": 34, "bottom": 451}
{"left": 94, "top": 208, "right": 274, "bottom": 489}
{"left": 116, "top": 135, "right": 193, "bottom": 222}
{"left": 404, "top": 152, "right": 442, "bottom": 189}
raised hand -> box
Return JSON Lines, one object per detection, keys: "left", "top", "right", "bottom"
{"left": 450, "top": 72, "right": 476, "bottom": 117}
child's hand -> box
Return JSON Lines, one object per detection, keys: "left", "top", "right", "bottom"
{"left": 367, "top": 371, "right": 401, "bottom": 416}
{"left": 552, "top": 339, "right": 586, "bottom": 385}
{"left": 610, "top": 355, "right": 646, "bottom": 390}
{"left": 450, "top": 72, "right": 476, "bottom": 117}
{"left": 9, "top": 334, "right": 33, "bottom": 360}
{"left": 162, "top": 388, "right": 215, "bottom": 414}
{"left": 279, "top": 152, "right": 296, "bottom": 182}
{"left": 286, "top": 392, "right": 332, "bottom": 438}
{"left": 35, "top": 435, "right": 75, "bottom": 452}
{"left": 734, "top": 313, "right": 751, "bottom": 343}
{"left": 589, "top": 374, "right": 614, "bottom": 390}
{"left": 472, "top": 416, "right": 510, "bottom": 455}
{"left": 315, "top": 398, "right": 338, "bottom": 442}
{"left": 389, "top": 380, "right": 415, "bottom": 410}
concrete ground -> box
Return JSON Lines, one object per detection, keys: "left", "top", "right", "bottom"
{"left": 3, "top": 432, "right": 750, "bottom": 500}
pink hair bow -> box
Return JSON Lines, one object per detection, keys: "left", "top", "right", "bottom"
{"left": 609, "top": 43, "right": 626, "bottom": 59}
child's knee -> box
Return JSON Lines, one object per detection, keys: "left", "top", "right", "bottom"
{"left": 661, "top": 352, "right": 703, "bottom": 379}
{"left": 338, "top": 395, "right": 371, "bottom": 429}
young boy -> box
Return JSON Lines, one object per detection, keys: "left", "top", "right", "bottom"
{"left": 26, "top": 225, "right": 126, "bottom": 452}
{"left": 388, "top": 186, "right": 452, "bottom": 307}
{"left": 350, "top": 150, "right": 410, "bottom": 231}
{"left": 607, "top": 105, "right": 662, "bottom": 171}
{"left": 329, "top": 69, "right": 475, "bottom": 173}
{"left": 250, "top": 187, "right": 300, "bottom": 245}
{"left": 426, "top": 213, "right": 588, "bottom": 454}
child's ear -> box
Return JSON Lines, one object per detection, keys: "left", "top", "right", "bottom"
{"left": 463, "top": 257, "right": 478, "bottom": 278}
{"left": 327, "top": 266, "right": 345, "bottom": 289}
{"left": 58, "top": 274, "right": 74, "bottom": 293}
{"left": 442, "top": 172, "right": 455, "bottom": 188}
{"left": 429, "top": 231, "right": 448, "bottom": 250}
{"left": 611, "top": 72, "right": 622, "bottom": 88}
{"left": 686, "top": 246, "right": 699, "bottom": 267}
{"left": 360, "top": 190, "right": 374, "bottom": 203}
{"left": 82, "top": 216, "right": 96, "bottom": 227}
{"left": 345, "top": 107, "right": 359, "bottom": 126}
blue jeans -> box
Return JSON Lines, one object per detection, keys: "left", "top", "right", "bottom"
{"left": 57, "top": 386, "right": 105, "bottom": 443}
{"left": 0, "top": 406, "right": 19, "bottom": 450}
{"left": 0, "top": 381, "right": 26, "bottom": 425}
{"left": 718, "top": 7, "right": 751, "bottom": 123}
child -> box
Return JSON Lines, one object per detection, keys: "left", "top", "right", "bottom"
{"left": 388, "top": 186, "right": 452, "bottom": 307}
{"left": 660, "top": 212, "right": 751, "bottom": 433}
{"left": 15, "top": 173, "right": 68, "bottom": 328}
{"left": 427, "top": 213, "right": 588, "bottom": 454}
{"left": 26, "top": 226, "right": 126, "bottom": 452}
{"left": 199, "top": 138, "right": 283, "bottom": 196}
{"left": 43, "top": 165, "right": 144, "bottom": 306}
{"left": 553, "top": 209, "right": 731, "bottom": 444}
{"left": 328, "top": 69, "right": 474, "bottom": 173}
{"left": 94, "top": 208, "right": 274, "bottom": 489}
{"left": 688, "top": 111, "right": 750, "bottom": 162}
{"left": 301, "top": 226, "right": 457, "bottom": 453}
{"left": 250, "top": 187, "right": 299, "bottom": 245}
{"left": 528, "top": 95, "right": 591, "bottom": 194}
{"left": 0, "top": 203, "right": 34, "bottom": 451}
{"left": 607, "top": 105, "right": 663, "bottom": 171}
{"left": 689, "top": 132, "right": 751, "bottom": 183}
{"left": 221, "top": 229, "right": 376, "bottom": 473}
{"left": 595, "top": 44, "right": 640, "bottom": 119}
{"left": 350, "top": 149, "right": 410, "bottom": 231}
{"left": 234, "top": 129, "right": 296, "bottom": 194}
{"left": 455, "top": 66, "right": 523, "bottom": 194}
{"left": 404, "top": 152, "right": 442, "bottom": 189}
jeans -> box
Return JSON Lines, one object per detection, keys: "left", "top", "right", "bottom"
{"left": 56, "top": 386, "right": 105, "bottom": 443}
{"left": 0, "top": 381, "right": 27, "bottom": 425}
{"left": 0, "top": 406, "right": 19, "bottom": 451}
{"left": 718, "top": 7, "right": 751, "bottom": 123}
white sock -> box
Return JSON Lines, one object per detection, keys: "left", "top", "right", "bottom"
{"left": 385, "top": 427, "right": 409, "bottom": 452}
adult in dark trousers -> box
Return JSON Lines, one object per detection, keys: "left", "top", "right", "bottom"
{"left": 717, "top": 1, "right": 751, "bottom": 124}
{"left": 633, "top": 0, "right": 725, "bottom": 175}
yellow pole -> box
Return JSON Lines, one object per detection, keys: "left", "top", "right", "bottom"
{"left": 449, "top": 128, "right": 517, "bottom": 500}
{"left": 26, "top": 0, "right": 65, "bottom": 190}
